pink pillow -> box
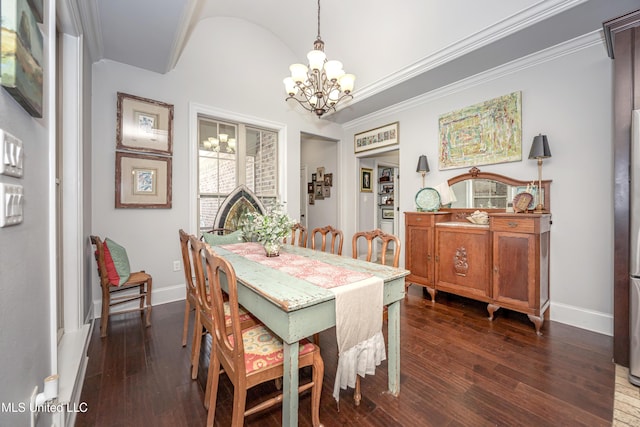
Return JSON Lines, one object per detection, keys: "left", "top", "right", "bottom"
{"left": 102, "top": 244, "right": 122, "bottom": 286}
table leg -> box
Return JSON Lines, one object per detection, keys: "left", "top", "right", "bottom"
{"left": 282, "top": 341, "right": 299, "bottom": 427}
{"left": 387, "top": 300, "right": 401, "bottom": 396}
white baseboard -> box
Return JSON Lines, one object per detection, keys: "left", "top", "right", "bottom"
{"left": 550, "top": 301, "right": 613, "bottom": 336}
{"left": 93, "top": 283, "right": 185, "bottom": 318}
{"left": 57, "top": 322, "right": 92, "bottom": 426}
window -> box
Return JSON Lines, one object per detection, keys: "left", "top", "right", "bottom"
{"left": 197, "top": 116, "right": 278, "bottom": 234}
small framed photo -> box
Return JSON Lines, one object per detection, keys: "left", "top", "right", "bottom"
{"left": 317, "top": 167, "right": 325, "bottom": 182}
{"left": 383, "top": 184, "right": 394, "bottom": 193}
{"left": 308, "top": 193, "right": 315, "bottom": 205}
{"left": 116, "top": 152, "right": 172, "bottom": 208}
{"left": 324, "top": 173, "right": 333, "bottom": 187}
{"left": 380, "top": 168, "right": 393, "bottom": 182}
{"left": 312, "top": 173, "right": 317, "bottom": 182}
{"left": 323, "top": 186, "right": 331, "bottom": 198}
{"left": 382, "top": 209, "right": 394, "bottom": 219}
{"left": 314, "top": 183, "right": 324, "bottom": 200}
{"left": 307, "top": 182, "right": 314, "bottom": 194}
{"left": 117, "top": 92, "right": 174, "bottom": 155}
{"left": 360, "top": 168, "right": 373, "bottom": 192}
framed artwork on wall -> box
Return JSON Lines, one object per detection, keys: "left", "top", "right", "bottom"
{"left": 354, "top": 122, "right": 399, "bottom": 153}
{"left": 438, "top": 91, "right": 522, "bottom": 170}
{"left": 116, "top": 92, "right": 174, "bottom": 155}
{"left": 116, "top": 152, "right": 172, "bottom": 208}
{"left": 0, "top": 0, "right": 44, "bottom": 117}
{"left": 360, "top": 168, "right": 373, "bottom": 192}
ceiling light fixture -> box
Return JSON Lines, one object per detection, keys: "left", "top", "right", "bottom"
{"left": 283, "top": 0, "right": 355, "bottom": 118}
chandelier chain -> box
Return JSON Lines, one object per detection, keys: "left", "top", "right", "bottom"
{"left": 316, "top": 0, "right": 321, "bottom": 40}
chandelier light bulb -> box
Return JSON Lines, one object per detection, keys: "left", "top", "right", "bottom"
{"left": 283, "top": 77, "right": 297, "bottom": 95}
{"left": 219, "top": 133, "right": 228, "bottom": 143}
{"left": 290, "top": 64, "right": 308, "bottom": 83}
{"left": 324, "top": 60, "right": 344, "bottom": 81}
{"left": 339, "top": 74, "right": 355, "bottom": 93}
{"left": 307, "top": 49, "right": 326, "bottom": 71}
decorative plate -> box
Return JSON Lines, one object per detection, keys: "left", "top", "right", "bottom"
{"left": 415, "top": 187, "right": 441, "bottom": 212}
{"left": 513, "top": 192, "right": 533, "bottom": 213}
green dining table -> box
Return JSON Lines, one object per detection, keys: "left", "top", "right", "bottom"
{"left": 213, "top": 243, "right": 409, "bottom": 427}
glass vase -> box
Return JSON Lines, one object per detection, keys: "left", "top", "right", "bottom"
{"left": 263, "top": 241, "right": 281, "bottom": 257}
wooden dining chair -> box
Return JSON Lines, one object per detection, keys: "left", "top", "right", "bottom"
{"left": 202, "top": 244, "right": 324, "bottom": 426}
{"left": 310, "top": 225, "right": 344, "bottom": 255}
{"left": 189, "top": 236, "right": 258, "bottom": 380}
{"left": 285, "top": 222, "right": 308, "bottom": 247}
{"left": 90, "top": 235, "right": 152, "bottom": 338}
{"left": 179, "top": 229, "right": 197, "bottom": 349}
{"left": 350, "top": 228, "right": 401, "bottom": 405}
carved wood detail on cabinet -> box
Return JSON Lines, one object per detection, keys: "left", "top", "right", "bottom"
{"left": 405, "top": 212, "right": 551, "bottom": 334}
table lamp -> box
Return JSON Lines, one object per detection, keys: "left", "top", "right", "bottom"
{"left": 528, "top": 134, "right": 552, "bottom": 213}
{"left": 416, "top": 155, "right": 430, "bottom": 188}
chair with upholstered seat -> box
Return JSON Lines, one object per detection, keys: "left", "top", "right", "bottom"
{"left": 350, "top": 228, "right": 401, "bottom": 405}
{"left": 285, "top": 222, "right": 307, "bottom": 247}
{"left": 90, "top": 235, "right": 152, "bottom": 338}
{"left": 202, "top": 244, "right": 324, "bottom": 426}
{"left": 310, "top": 225, "right": 344, "bottom": 255}
{"left": 189, "top": 236, "right": 258, "bottom": 380}
{"left": 179, "top": 229, "right": 198, "bottom": 350}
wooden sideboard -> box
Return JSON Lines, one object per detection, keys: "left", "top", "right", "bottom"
{"left": 405, "top": 211, "right": 551, "bottom": 334}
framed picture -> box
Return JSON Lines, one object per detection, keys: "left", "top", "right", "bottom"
{"left": 382, "top": 209, "right": 394, "bottom": 219}
{"left": 382, "top": 184, "right": 394, "bottom": 193}
{"left": 117, "top": 92, "right": 174, "bottom": 155}
{"left": 324, "top": 173, "right": 333, "bottom": 187}
{"left": 312, "top": 173, "right": 317, "bottom": 182}
{"left": 360, "top": 168, "right": 373, "bottom": 192}
{"left": 307, "top": 182, "right": 314, "bottom": 194}
{"left": 314, "top": 183, "right": 324, "bottom": 200}
{"left": 323, "top": 186, "right": 331, "bottom": 198}
{"left": 308, "top": 193, "right": 315, "bottom": 205}
{"left": 316, "top": 167, "right": 325, "bottom": 182}
{"left": 354, "top": 122, "right": 399, "bottom": 153}
{"left": 0, "top": 0, "right": 44, "bottom": 117}
{"left": 438, "top": 91, "right": 522, "bottom": 170}
{"left": 380, "top": 168, "right": 392, "bottom": 182}
{"left": 116, "top": 152, "right": 172, "bottom": 208}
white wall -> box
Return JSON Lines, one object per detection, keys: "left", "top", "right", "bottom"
{"left": 341, "top": 35, "right": 614, "bottom": 335}
{"left": 0, "top": 3, "right": 53, "bottom": 425}
{"left": 90, "top": 17, "right": 343, "bottom": 307}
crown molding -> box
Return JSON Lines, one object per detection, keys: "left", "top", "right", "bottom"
{"left": 343, "top": 30, "right": 602, "bottom": 129}
{"left": 165, "top": 0, "right": 204, "bottom": 73}
{"left": 351, "top": 0, "right": 586, "bottom": 105}
{"left": 73, "top": 0, "right": 103, "bottom": 63}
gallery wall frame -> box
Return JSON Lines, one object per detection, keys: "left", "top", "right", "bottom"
{"left": 438, "top": 91, "right": 522, "bottom": 170}
{"left": 117, "top": 92, "right": 174, "bottom": 155}
{"left": 354, "top": 122, "right": 399, "bottom": 153}
{"left": 0, "top": 0, "right": 44, "bottom": 117}
{"left": 115, "top": 152, "right": 172, "bottom": 208}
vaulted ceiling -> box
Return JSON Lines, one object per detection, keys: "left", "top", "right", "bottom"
{"left": 64, "top": 0, "right": 639, "bottom": 123}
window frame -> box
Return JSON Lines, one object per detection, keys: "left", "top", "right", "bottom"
{"left": 189, "top": 103, "right": 287, "bottom": 236}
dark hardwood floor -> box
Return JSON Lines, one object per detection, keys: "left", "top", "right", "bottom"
{"left": 76, "top": 286, "right": 614, "bottom": 426}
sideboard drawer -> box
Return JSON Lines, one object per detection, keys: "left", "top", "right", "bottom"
{"left": 491, "top": 217, "right": 536, "bottom": 233}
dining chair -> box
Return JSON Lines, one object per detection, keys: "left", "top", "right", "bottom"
{"left": 189, "top": 236, "right": 259, "bottom": 380}
{"left": 310, "top": 225, "right": 344, "bottom": 255}
{"left": 350, "top": 228, "right": 401, "bottom": 405}
{"left": 90, "top": 235, "right": 152, "bottom": 337}
{"left": 202, "top": 244, "right": 324, "bottom": 427}
{"left": 285, "top": 222, "right": 308, "bottom": 247}
{"left": 179, "top": 229, "right": 198, "bottom": 351}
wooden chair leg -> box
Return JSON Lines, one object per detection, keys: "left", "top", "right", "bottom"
{"left": 191, "top": 318, "right": 202, "bottom": 380}
{"left": 354, "top": 376, "right": 361, "bottom": 406}
{"left": 181, "top": 299, "right": 190, "bottom": 347}
{"left": 230, "top": 386, "right": 247, "bottom": 427}
{"left": 206, "top": 352, "right": 222, "bottom": 425}
{"left": 100, "top": 288, "right": 110, "bottom": 338}
{"left": 144, "top": 278, "right": 152, "bottom": 327}
{"left": 311, "top": 352, "right": 324, "bottom": 426}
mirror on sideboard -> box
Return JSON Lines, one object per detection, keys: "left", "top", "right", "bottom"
{"left": 446, "top": 167, "right": 551, "bottom": 212}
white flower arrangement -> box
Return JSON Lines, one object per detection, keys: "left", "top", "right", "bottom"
{"left": 240, "top": 200, "right": 295, "bottom": 245}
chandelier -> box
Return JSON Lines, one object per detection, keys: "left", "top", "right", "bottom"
{"left": 283, "top": 0, "right": 355, "bottom": 118}
{"left": 202, "top": 133, "right": 236, "bottom": 153}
